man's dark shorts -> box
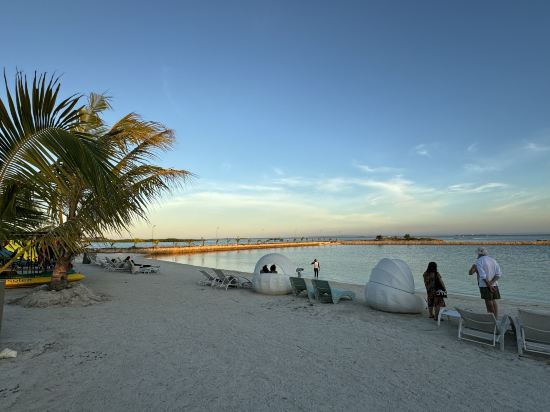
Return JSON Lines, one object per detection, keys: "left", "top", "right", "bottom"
{"left": 479, "top": 286, "right": 501, "bottom": 300}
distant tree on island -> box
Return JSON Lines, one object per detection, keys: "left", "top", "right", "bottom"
{"left": 375, "top": 235, "right": 383, "bottom": 241}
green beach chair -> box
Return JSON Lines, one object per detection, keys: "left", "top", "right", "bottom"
{"left": 289, "top": 277, "right": 315, "bottom": 300}
{"left": 311, "top": 279, "right": 355, "bottom": 304}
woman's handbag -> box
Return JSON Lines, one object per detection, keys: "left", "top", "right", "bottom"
{"left": 433, "top": 273, "right": 447, "bottom": 298}
{"left": 435, "top": 289, "right": 447, "bottom": 298}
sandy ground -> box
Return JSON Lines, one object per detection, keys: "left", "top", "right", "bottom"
{"left": 1, "top": 255, "right": 549, "bottom": 412}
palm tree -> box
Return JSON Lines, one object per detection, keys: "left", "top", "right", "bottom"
{"left": 0, "top": 72, "right": 123, "bottom": 283}
{"left": 0, "top": 72, "right": 191, "bottom": 289}
{"left": 46, "top": 92, "right": 191, "bottom": 288}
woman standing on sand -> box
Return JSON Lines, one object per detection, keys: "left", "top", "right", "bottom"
{"left": 423, "top": 262, "right": 447, "bottom": 320}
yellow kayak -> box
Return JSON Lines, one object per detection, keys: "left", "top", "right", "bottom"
{"left": 4, "top": 273, "right": 85, "bottom": 288}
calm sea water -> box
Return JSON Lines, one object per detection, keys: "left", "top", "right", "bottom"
{"left": 155, "top": 244, "right": 550, "bottom": 304}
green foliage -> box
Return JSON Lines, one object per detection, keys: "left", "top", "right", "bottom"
{"left": 0, "top": 71, "right": 191, "bottom": 273}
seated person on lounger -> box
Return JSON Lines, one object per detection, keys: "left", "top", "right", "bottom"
{"left": 270, "top": 264, "right": 277, "bottom": 273}
{"left": 260, "top": 265, "right": 270, "bottom": 273}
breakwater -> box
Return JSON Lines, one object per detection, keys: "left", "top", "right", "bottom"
{"left": 91, "top": 239, "right": 549, "bottom": 256}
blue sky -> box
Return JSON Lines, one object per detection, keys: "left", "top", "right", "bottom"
{"left": 3, "top": 0, "right": 550, "bottom": 238}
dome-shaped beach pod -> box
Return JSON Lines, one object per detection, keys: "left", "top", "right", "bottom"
{"left": 252, "top": 253, "right": 297, "bottom": 295}
{"left": 364, "top": 258, "right": 425, "bottom": 314}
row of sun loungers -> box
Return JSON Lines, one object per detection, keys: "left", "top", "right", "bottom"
{"left": 97, "top": 257, "right": 160, "bottom": 274}
{"left": 198, "top": 270, "right": 548, "bottom": 357}
{"left": 449, "top": 307, "right": 550, "bottom": 356}
{"left": 289, "top": 277, "right": 356, "bottom": 304}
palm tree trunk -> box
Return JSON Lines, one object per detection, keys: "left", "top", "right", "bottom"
{"left": 50, "top": 254, "right": 71, "bottom": 291}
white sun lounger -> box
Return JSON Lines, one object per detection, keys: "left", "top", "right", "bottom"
{"left": 513, "top": 309, "right": 550, "bottom": 356}
{"left": 198, "top": 270, "right": 222, "bottom": 287}
{"left": 130, "top": 262, "right": 160, "bottom": 274}
{"left": 455, "top": 308, "right": 511, "bottom": 351}
{"left": 212, "top": 269, "right": 252, "bottom": 290}
{"left": 106, "top": 259, "right": 131, "bottom": 272}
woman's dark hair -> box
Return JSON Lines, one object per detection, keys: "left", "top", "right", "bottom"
{"left": 427, "top": 261, "right": 438, "bottom": 273}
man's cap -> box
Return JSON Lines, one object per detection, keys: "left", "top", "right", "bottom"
{"left": 476, "top": 247, "right": 488, "bottom": 256}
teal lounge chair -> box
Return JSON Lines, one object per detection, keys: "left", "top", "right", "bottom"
{"left": 289, "top": 277, "right": 315, "bottom": 300}
{"left": 311, "top": 279, "right": 355, "bottom": 304}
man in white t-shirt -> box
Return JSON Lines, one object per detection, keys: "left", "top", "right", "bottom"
{"left": 468, "top": 247, "right": 502, "bottom": 318}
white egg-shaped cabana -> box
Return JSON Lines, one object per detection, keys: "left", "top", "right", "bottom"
{"left": 252, "top": 253, "right": 296, "bottom": 295}
{"left": 364, "top": 258, "right": 425, "bottom": 314}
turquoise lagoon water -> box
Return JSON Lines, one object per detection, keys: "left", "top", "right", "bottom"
{"left": 155, "top": 244, "right": 550, "bottom": 304}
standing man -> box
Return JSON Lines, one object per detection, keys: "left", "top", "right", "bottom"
{"left": 311, "top": 258, "right": 320, "bottom": 278}
{"left": 469, "top": 247, "right": 502, "bottom": 318}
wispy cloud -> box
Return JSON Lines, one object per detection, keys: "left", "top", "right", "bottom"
{"left": 415, "top": 144, "right": 430, "bottom": 157}
{"left": 356, "top": 177, "right": 435, "bottom": 201}
{"left": 319, "top": 178, "right": 354, "bottom": 192}
{"left": 273, "top": 167, "right": 284, "bottom": 175}
{"left": 273, "top": 176, "right": 313, "bottom": 188}
{"left": 525, "top": 142, "right": 550, "bottom": 152}
{"left": 356, "top": 164, "right": 402, "bottom": 173}
{"left": 467, "top": 143, "right": 478, "bottom": 153}
{"left": 463, "top": 163, "right": 499, "bottom": 173}
{"left": 237, "top": 184, "right": 283, "bottom": 192}
{"left": 490, "top": 194, "right": 548, "bottom": 212}
{"left": 448, "top": 182, "right": 507, "bottom": 193}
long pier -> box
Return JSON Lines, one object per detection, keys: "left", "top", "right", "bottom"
{"left": 91, "top": 239, "right": 550, "bottom": 256}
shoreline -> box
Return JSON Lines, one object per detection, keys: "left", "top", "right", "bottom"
{"left": 91, "top": 239, "right": 550, "bottom": 256}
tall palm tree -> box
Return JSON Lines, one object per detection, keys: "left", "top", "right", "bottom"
{"left": 0, "top": 72, "right": 191, "bottom": 289}
{"left": 46, "top": 94, "right": 192, "bottom": 289}
{"left": 0, "top": 72, "right": 121, "bottom": 277}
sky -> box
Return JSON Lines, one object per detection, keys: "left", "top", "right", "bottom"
{"left": 2, "top": 0, "right": 550, "bottom": 238}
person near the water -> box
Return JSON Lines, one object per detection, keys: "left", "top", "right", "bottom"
{"left": 423, "top": 261, "right": 447, "bottom": 320}
{"left": 469, "top": 247, "right": 502, "bottom": 318}
{"left": 311, "top": 258, "right": 320, "bottom": 278}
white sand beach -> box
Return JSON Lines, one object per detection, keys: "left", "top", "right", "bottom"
{"left": 1, "top": 256, "right": 549, "bottom": 411}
